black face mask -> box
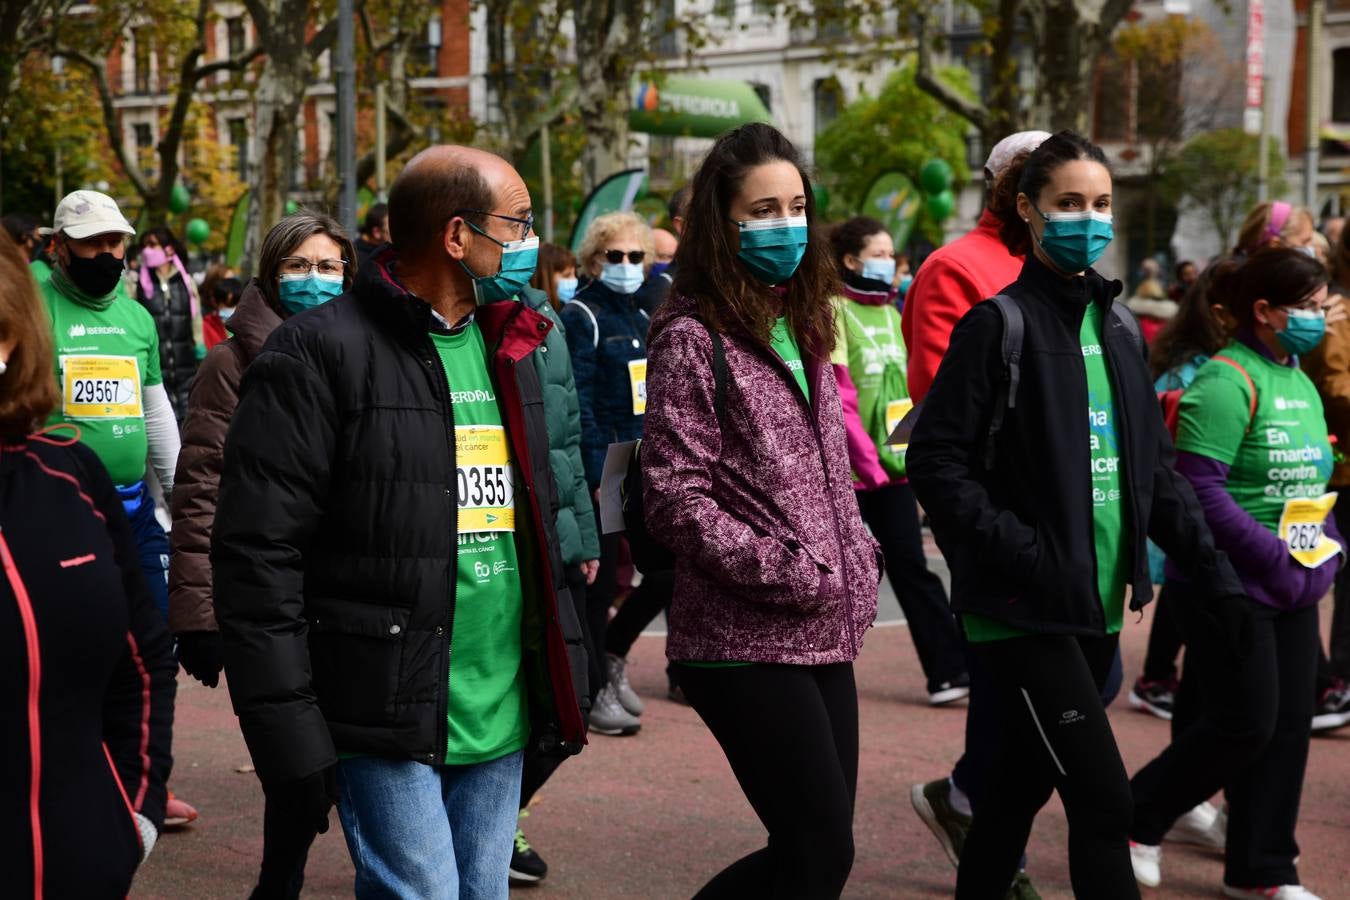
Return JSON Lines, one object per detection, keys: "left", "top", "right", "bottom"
{"left": 66, "top": 251, "right": 125, "bottom": 297}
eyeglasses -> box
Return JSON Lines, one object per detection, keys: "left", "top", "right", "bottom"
{"left": 279, "top": 257, "right": 347, "bottom": 276}
{"left": 455, "top": 209, "right": 534, "bottom": 243}
{"left": 603, "top": 250, "right": 646, "bottom": 265}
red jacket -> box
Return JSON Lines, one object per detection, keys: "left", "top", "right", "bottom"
{"left": 901, "top": 210, "right": 1023, "bottom": 403}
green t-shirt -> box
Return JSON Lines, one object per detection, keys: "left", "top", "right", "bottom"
{"left": 432, "top": 323, "right": 530, "bottom": 765}
{"left": 1176, "top": 340, "right": 1333, "bottom": 530}
{"left": 41, "top": 276, "right": 162, "bottom": 487}
{"left": 964, "top": 302, "right": 1127, "bottom": 641}
{"left": 771, "top": 316, "right": 810, "bottom": 401}
{"left": 831, "top": 297, "right": 911, "bottom": 478}
{"left": 30, "top": 258, "right": 52, "bottom": 285}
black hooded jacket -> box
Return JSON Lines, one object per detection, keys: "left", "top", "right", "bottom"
{"left": 907, "top": 255, "right": 1242, "bottom": 635}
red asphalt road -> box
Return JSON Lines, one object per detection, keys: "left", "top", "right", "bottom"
{"left": 135, "top": 602, "right": 1350, "bottom": 899}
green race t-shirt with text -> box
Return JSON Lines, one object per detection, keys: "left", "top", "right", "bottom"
{"left": 1176, "top": 340, "right": 1333, "bottom": 530}
{"left": 830, "top": 297, "right": 911, "bottom": 477}
{"left": 41, "top": 277, "right": 162, "bottom": 486}
{"left": 771, "top": 316, "right": 811, "bottom": 401}
{"left": 964, "top": 302, "right": 1127, "bottom": 641}
{"left": 432, "top": 323, "right": 529, "bottom": 765}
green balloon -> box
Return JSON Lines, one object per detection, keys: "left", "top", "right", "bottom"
{"left": 926, "top": 189, "right": 956, "bottom": 222}
{"left": 169, "top": 182, "right": 191, "bottom": 215}
{"left": 285, "top": 199, "right": 299, "bottom": 215}
{"left": 919, "top": 158, "right": 954, "bottom": 195}
{"left": 812, "top": 182, "right": 830, "bottom": 216}
{"left": 185, "top": 217, "right": 210, "bottom": 245}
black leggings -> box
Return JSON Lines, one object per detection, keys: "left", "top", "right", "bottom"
{"left": 677, "top": 662, "right": 858, "bottom": 899}
{"left": 856, "top": 482, "right": 966, "bottom": 691}
{"left": 605, "top": 568, "right": 674, "bottom": 659}
{"left": 956, "top": 633, "right": 1137, "bottom": 900}
{"left": 1132, "top": 589, "right": 1318, "bottom": 887}
{"left": 1141, "top": 580, "right": 1185, "bottom": 684}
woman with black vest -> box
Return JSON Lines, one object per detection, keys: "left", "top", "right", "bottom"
{"left": 906, "top": 131, "right": 1246, "bottom": 899}
{"left": 135, "top": 226, "right": 202, "bottom": 421}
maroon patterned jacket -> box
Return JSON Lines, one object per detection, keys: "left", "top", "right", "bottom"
{"left": 642, "top": 294, "right": 881, "bottom": 665}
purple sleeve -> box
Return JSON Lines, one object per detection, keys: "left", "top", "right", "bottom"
{"left": 833, "top": 362, "right": 889, "bottom": 491}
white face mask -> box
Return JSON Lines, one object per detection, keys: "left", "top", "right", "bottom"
{"left": 600, "top": 261, "right": 644, "bottom": 295}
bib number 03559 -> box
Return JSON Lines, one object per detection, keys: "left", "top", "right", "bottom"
{"left": 454, "top": 424, "right": 516, "bottom": 533}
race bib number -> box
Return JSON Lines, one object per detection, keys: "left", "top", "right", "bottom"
{"left": 61, "top": 355, "right": 142, "bottom": 419}
{"left": 628, "top": 358, "right": 648, "bottom": 415}
{"left": 1278, "top": 492, "right": 1340, "bottom": 569}
{"left": 455, "top": 425, "right": 515, "bottom": 533}
{"left": 885, "top": 398, "right": 914, "bottom": 451}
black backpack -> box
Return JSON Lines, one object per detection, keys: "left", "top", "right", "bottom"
{"left": 892, "top": 294, "right": 1141, "bottom": 468}
{"left": 621, "top": 320, "right": 729, "bottom": 575}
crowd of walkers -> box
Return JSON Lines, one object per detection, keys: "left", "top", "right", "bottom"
{"left": 3, "top": 121, "right": 1348, "bottom": 900}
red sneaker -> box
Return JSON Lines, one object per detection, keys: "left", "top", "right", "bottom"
{"left": 163, "top": 791, "right": 199, "bottom": 829}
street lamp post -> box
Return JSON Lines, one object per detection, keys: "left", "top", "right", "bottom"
{"left": 336, "top": 0, "right": 357, "bottom": 233}
{"left": 1305, "top": 0, "right": 1324, "bottom": 212}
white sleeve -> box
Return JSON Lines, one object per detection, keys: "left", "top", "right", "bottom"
{"left": 143, "top": 383, "right": 180, "bottom": 496}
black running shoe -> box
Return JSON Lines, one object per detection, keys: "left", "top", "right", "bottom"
{"left": 509, "top": 827, "right": 547, "bottom": 885}
{"left": 1127, "top": 677, "right": 1176, "bottom": 720}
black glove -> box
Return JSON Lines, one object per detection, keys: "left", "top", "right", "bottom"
{"left": 267, "top": 765, "right": 339, "bottom": 836}
{"left": 1204, "top": 594, "right": 1255, "bottom": 662}
{"left": 176, "top": 631, "right": 225, "bottom": 688}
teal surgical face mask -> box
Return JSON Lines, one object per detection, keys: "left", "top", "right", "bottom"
{"left": 1276, "top": 307, "right": 1326, "bottom": 356}
{"left": 732, "top": 215, "right": 809, "bottom": 285}
{"left": 459, "top": 224, "right": 539, "bottom": 303}
{"left": 278, "top": 273, "right": 344, "bottom": 314}
{"left": 1032, "top": 207, "right": 1113, "bottom": 273}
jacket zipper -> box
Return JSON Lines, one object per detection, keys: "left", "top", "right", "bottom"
{"left": 763, "top": 347, "right": 855, "bottom": 647}
{"left": 1103, "top": 321, "right": 1144, "bottom": 613}
{"left": 422, "top": 337, "right": 457, "bottom": 765}
{"left": 2, "top": 529, "right": 45, "bottom": 898}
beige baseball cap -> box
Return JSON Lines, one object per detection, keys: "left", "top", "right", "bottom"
{"left": 53, "top": 189, "right": 136, "bottom": 240}
{"left": 984, "top": 131, "right": 1052, "bottom": 180}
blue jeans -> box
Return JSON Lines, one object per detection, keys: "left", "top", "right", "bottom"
{"left": 119, "top": 481, "right": 169, "bottom": 622}
{"left": 336, "top": 751, "right": 524, "bottom": 900}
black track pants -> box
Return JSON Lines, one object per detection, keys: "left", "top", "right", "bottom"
{"left": 956, "top": 633, "right": 1137, "bottom": 900}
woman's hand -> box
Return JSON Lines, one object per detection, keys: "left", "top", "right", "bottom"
{"left": 579, "top": 559, "right": 600, "bottom": 585}
{"left": 1322, "top": 293, "right": 1348, "bottom": 327}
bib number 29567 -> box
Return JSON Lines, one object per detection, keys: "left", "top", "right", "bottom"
{"left": 1278, "top": 492, "right": 1340, "bottom": 569}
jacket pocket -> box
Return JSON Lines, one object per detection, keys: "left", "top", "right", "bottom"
{"left": 308, "top": 599, "right": 411, "bottom": 726}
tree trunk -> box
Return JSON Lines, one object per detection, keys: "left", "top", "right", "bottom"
{"left": 572, "top": 0, "right": 642, "bottom": 193}
{"left": 241, "top": 1, "right": 312, "bottom": 276}
{"left": 1038, "top": 0, "right": 1133, "bottom": 132}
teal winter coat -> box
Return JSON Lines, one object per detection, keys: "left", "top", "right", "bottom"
{"left": 519, "top": 286, "right": 601, "bottom": 567}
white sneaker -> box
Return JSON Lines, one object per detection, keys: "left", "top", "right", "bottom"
{"left": 1223, "top": 885, "right": 1321, "bottom": 899}
{"left": 1130, "top": 841, "right": 1161, "bottom": 888}
{"left": 1165, "top": 800, "right": 1225, "bottom": 850}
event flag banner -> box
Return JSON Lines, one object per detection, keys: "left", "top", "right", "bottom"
{"left": 630, "top": 76, "right": 773, "bottom": 138}
{"left": 861, "top": 172, "right": 923, "bottom": 253}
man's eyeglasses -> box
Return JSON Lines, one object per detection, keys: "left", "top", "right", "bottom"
{"left": 455, "top": 209, "right": 534, "bottom": 243}
{"left": 279, "top": 257, "right": 347, "bottom": 276}
{"left": 603, "top": 250, "right": 645, "bottom": 265}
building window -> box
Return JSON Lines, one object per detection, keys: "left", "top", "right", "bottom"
{"left": 1333, "top": 47, "right": 1350, "bottom": 124}
{"left": 1093, "top": 53, "right": 1131, "bottom": 143}
{"left": 713, "top": 0, "right": 734, "bottom": 16}
{"left": 227, "top": 117, "right": 248, "bottom": 179}
{"left": 134, "top": 122, "right": 154, "bottom": 149}
{"left": 133, "top": 28, "right": 151, "bottom": 94}
{"left": 752, "top": 0, "right": 774, "bottom": 14}
{"left": 813, "top": 78, "right": 842, "bottom": 134}
{"left": 226, "top": 17, "right": 246, "bottom": 57}
{"left": 653, "top": 0, "right": 678, "bottom": 57}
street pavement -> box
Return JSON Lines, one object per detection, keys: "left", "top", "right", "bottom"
{"left": 134, "top": 554, "right": 1350, "bottom": 899}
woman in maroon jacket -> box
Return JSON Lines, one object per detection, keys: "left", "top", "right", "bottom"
{"left": 0, "top": 236, "right": 176, "bottom": 898}
{"left": 643, "top": 123, "right": 881, "bottom": 899}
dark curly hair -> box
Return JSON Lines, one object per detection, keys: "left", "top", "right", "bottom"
{"left": 829, "top": 216, "right": 889, "bottom": 270}
{"left": 989, "top": 130, "right": 1110, "bottom": 256}
{"left": 672, "top": 123, "right": 837, "bottom": 356}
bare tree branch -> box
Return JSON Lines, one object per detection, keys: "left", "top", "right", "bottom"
{"left": 54, "top": 44, "right": 152, "bottom": 198}
{"left": 194, "top": 44, "right": 264, "bottom": 79}
{"left": 914, "top": 14, "right": 990, "bottom": 131}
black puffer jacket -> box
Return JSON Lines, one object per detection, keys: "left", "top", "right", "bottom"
{"left": 137, "top": 270, "right": 200, "bottom": 419}
{"left": 212, "top": 250, "right": 588, "bottom": 788}
{"left": 907, "top": 256, "right": 1242, "bottom": 635}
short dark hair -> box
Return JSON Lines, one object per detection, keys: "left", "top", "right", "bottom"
{"left": 363, "top": 203, "right": 389, "bottom": 235}
{"left": 1227, "top": 247, "right": 1329, "bottom": 328}
{"left": 1174, "top": 260, "right": 1196, "bottom": 281}
{"left": 829, "top": 216, "right": 888, "bottom": 268}
{"left": 668, "top": 185, "right": 691, "bottom": 223}
{"left": 672, "top": 122, "right": 837, "bottom": 356}
{"left": 990, "top": 130, "right": 1109, "bottom": 256}
{"left": 256, "top": 211, "right": 356, "bottom": 314}
{"left": 2, "top": 213, "right": 39, "bottom": 246}
{"left": 388, "top": 161, "right": 494, "bottom": 259}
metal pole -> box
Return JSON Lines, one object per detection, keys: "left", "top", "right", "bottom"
{"left": 336, "top": 0, "right": 358, "bottom": 233}
{"left": 540, "top": 122, "right": 554, "bottom": 242}
{"left": 375, "top": 83, "right": 388, "bottom": 202}
{"left": 1259, "top": 76, "right": 1272, "bottom": 202}
{"left": 1305, "top": 0, "right": 1324, "bottom": 212}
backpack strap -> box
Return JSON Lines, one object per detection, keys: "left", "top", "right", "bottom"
{"left": 1211, "top": 355, "right": 1258, "bottom": 431}
{"left": 1109, "top": 300, "right": 1145, "bottom": 355}
{"left": 985, "top": 293, "right": 1024, "bottom": 469}
{"left": 571, "top": 299, "right": 601, "bottom": 349}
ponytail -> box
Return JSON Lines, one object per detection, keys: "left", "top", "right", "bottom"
{"left": 991, "top": 130, "right": 1109, "bottom": 256}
